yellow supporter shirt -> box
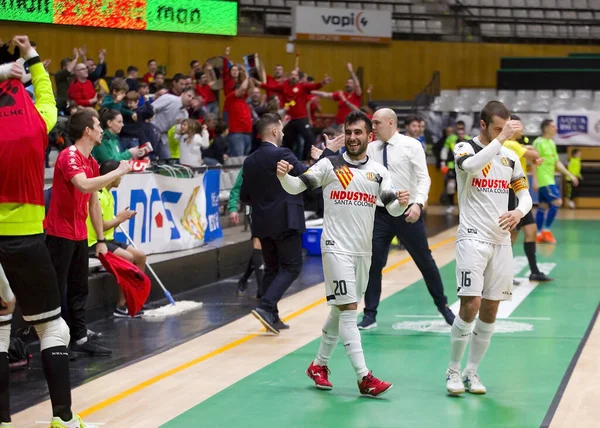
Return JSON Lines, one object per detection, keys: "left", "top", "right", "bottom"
{"left": 86, "top": 188, "right": 115, "bottom": 247}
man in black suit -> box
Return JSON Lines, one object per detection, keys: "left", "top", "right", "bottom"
{"left": 241, "top": 113, "right": 308, "bottom": 334}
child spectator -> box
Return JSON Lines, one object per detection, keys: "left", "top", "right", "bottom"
{"left": 202, "top": 120, "right": 229, "bottom": 165}
{"left": 177, "top": 119, "right": 209, "bottom": 167}
{"left": 125, "top": 65, "right": 139, "bottom": 92}
{"left": 101, "top": 78, "right": 137, "bottom": 121}
{"left": 86, "top": 159, "right": 147, "bottom": 318}
{"left": 138, "top": 82, "right": 150, "bottom": 106}
{"left": 136, "top": 103, "right": 162, "bottom": 159}
{"left": 120, "top": 91, "right": 141, "bottom": 151}
{"left": 566, "top": 149, "right": 583, "bottom": 209}
{"left": 93, "top": 109, "right": 143, "bottom": 163}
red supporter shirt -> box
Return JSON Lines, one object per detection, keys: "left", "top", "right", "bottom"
{"left": 265, "top": 75, "right": 285, "bottom": 106}
{"left": 307, "top": 94, "right": 319, "bottom": 124}
{"left": 260, "top": 80, "right": 322, "bottom": 120}
{"left": 195, "top": 83, "right": 216, "bottom": 104}
{"left": 222, "top": 57, "right": 235, "bottom": 96}
{"left": 67, "top": 79, "right": 96, "bottom": 107}
{"left": 142, "top": 72, "right": 154, "bottom": 84}
{"left": 224, "top": 91, "right": 252, "bottom": 133}
{"left": 332, "top": 90, "right": 362, "bottom": 125}
{"left": 45, "top": 145, "right": 100, "bottom": 241}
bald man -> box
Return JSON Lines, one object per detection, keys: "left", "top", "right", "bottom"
{"left": 358, "top": 109, "right": 455, "bottom": 329}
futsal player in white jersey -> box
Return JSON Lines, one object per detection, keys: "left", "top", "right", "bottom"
{"left": 277, "top": 111, "right": 409, "bottom": 397}
{"left": 445, "top": 101, "right": 533, "bottom": 395}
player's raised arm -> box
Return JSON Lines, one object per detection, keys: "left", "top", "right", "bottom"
{"left": 456, "top": 120, "right": 523, "bottom": 174}
{"left": 278, "top": 157, "right": 332, "bottom": 195}
{"left": 378, "top": 169, "right": 409, "bottom": 217}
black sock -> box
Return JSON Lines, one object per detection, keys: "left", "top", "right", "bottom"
{"left": 0, "top": 352, "right": 10, "bottom": 423}
{"left": 41, "top": 346, "right": 72, "bottom": 421}
{"left": 240, "top": 257, "right": 254, "bottom": 283}
{"left": 524, "top": 242, "right": 540, "bottom": 275}
{"left": 251, "top": 249, "right": 265, "bottom": 295}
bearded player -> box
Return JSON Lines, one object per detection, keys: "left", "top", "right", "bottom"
{"left": 445, "top": 101, "right": 532, "bottom": 395}
{"left": 277, "top": 111, "right": 409, "bottom": 397}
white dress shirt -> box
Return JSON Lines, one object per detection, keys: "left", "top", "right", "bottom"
{"left": 366, "top": 131, "right": 431, "bottom": 207}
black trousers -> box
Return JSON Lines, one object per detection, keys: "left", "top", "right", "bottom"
{"left": 46, "top": 236, "right": 89, "bottom": 342}
{"left": 283, "top": 118, "right": 315, "bottom": 160}
{"left": 364, "top": 207, "right": 448, "bottom": 319}
{"left": 258, "top": 230, "right": 303, "bottom": 317}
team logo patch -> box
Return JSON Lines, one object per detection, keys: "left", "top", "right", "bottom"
{"left": 334, "top": 165, "right": 354, "bottom": 189}
{"left": 501, "top": 157, "right": 509, "bottom": 166}
{"left": 365, "top": 172, "right": 379, "bottom": 182}
{"left": 458, "top": 152, "right": 469, "bottom": 157}
{"left": 482, "top": 163, "right": 492, "bottom": 178}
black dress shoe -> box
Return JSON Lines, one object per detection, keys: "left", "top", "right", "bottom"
{"left": 251, "top": 307, "right": 279, "bottom": 334}
{"left": 237, "top": 279, "right": 248, "bottom": 296}
{"left": 439, "top": 305, "right": 456, "bottom": 326}
{"left": 71, "top": 340, "right": 112, "bottom": 356}
{"left": 530, "top": 272, "right": 554, "bottom": 282}
{"left": 274, "top": 319, "right": 289, "bottom": 330}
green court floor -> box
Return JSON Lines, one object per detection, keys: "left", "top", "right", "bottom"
{"left": 163, "top": 220, "right": 600, "bottom": 428}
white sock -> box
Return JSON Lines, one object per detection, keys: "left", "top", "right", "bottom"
{"left": 76, "top": 336, "right": 88, "bottom": 346}
{"left": 338, "top": 310, "right": 369, "bottom": 381}
{"left": 449, "top": 316, "right": 474, "bottom": 371}
{"left": 314, "top": 307, "right": 340, "bottom": 367}
{"left": 465, "top": 319, "right": 495, "bottom": 373}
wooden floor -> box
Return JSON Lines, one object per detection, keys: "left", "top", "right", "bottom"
{"left": 12, "top": 209, "right": 600, "bottom": 428}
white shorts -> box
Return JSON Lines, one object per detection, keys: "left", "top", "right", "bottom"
{"left": 322, "top": 252, "right": 371, "bottom": 306}
{"left": 455, "top": 239, "right": 513, "bottom": 301}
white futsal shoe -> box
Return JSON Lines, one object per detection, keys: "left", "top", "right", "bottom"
{"left": 445, "top": 368, "right": 465, "bottom": 395}
{"left": 462, "top": 371, "right": 487, "bottom": 394}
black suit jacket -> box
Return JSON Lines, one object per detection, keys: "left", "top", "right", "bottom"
{"left": 240, "top": 142, "right": 308, "bottom": 239}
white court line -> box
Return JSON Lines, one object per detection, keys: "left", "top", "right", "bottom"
{"left": 394, "top": 315, "right": 551, "bottom": 321}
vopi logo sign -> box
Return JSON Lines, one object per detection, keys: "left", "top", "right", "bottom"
{"left": 293, "top": 6, "right": 391, "bottom": 44}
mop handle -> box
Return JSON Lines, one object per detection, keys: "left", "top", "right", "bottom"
{"left": 117, "top": 225, "right": 176, "bottom": 305}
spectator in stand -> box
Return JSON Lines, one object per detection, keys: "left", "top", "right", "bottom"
{"left": 202, "top": 120, "right": 229, "bottom": 165}
{"left": 247, "top": 87, "right": 264, "bottom": 122}
{"left": 187, "top": 94, "right": 206, "bottom": 120}
{"left": 404, "top": 115, "right": 421, "bottom": 139}
{"left": 195, "top": 69, "right": 218, "bottom": 115}
{"left": 138, "top": 82, "right": 149, "bottom": 106}
{"left": 120, "top": 91, "right": 142, "bottom": 150}
{"left": 114, "top": 69, "right": 125, "bottom": 78}
{"left": 189, "top": 60, "right": 201, "bottom": 78}
{"left": 259, "top": 70, "right": 331, "bottom": 160}
{"left": 265, "top": 63, "right": 286, "bottom": 104}
{"left": 142, "top": 59, "right": 157, "bottom": 84}
{"left": 222, "top": 47, "right": 240, "bottom": 97}
{"left": 68, "top": 63, "right": 97, "bottom": 108}
{"left": 101, "top": 78, "right": 136, "bottom": 121}
{"left": 225, "top": 68, "right": 253, "bottom": 156}
{"left": 45, "top": 108, "right": 132, "bottom": 358}
{"left": 93, "top": 108, "right": 143, "bottom": 163}
{"left": 305, "top": 77, "right": 321, "bottom": 129}
{"left": 183, "top": 76, "right": 193, "bottom": 90}
{"left": 170, "top": 73, "right": 186, "bottom": 96}
{"left": 177, "top": 119, "right": 209, "bottom": 167}
{"left": 79, "top": 45, "right": 107, "bottom": 83}
{"left": 152, "top": 87, "right": 194, "bottom": 160}
{"left": 312, "top": 63, "right": 362, "bottom": 126}
{"left": 136, "top": 103, "right": 162, "bottom": 157}
{"left": 150, "top": 72, "right": 164, "bottom": 94}
{"left": 125, "top": 66, "right": 139, "bottom": 92}
{"left": 86, "top": 160, "right": 147, "bottom": 318}
{"left": 54, "top": 48, "right": 79, "bottom": 115}
{"left": 204, "top": 112, "right": 217, "bottom": 140}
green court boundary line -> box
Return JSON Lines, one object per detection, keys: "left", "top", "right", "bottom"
{"left": 541, "top": 300, "right": 600, "bottom": 427}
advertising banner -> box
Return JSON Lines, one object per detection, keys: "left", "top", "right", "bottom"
{"left": 0, "top": 0, "right": 237, "bottom": 36}
{"left": 292, "top": 6, "right": 392, "bottom": 44}
{"left": 112, "top": 171, "right": 222, "bottom": 255}
{"left": 552, "top": 111, "right": 600, "bottom": 146}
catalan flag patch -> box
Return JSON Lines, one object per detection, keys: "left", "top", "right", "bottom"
{"left": 334, "top": 165, "right": 354, "bottom": 189}
{"left": 482, "top": 163, "right": 492, "bottom": 178}
{"left": 511, "top": 177, "right": 529, "bottom": 192}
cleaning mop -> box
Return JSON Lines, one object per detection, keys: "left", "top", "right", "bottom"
{"left": 118, "top": 226, "right": 203, "bottom": 317}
